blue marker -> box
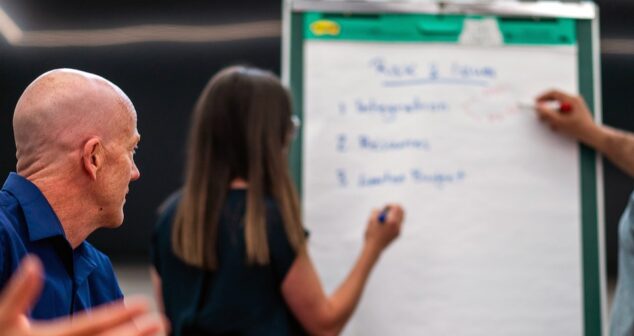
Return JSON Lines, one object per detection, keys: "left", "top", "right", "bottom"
{"left": 378, "top": 206, "right": 390, "bottom": 224}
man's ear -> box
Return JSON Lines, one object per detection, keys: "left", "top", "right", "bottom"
{"left": 82, "top": 137, "right": 103, "bottom": 181}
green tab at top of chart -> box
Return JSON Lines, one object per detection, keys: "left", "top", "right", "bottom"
{"left": 305, "top": 12, "right": 464, "bottom": 42}
{"left": 497, "top": 17, "right": 576, "bottom": 45}
{"left": 304, "top": 12, "right": 576, "bottom": 45}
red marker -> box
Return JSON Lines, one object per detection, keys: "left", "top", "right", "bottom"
{"left": 518, "top": 101, "right": 573, "bottom": 114}
{"left": 559, "top": 101, "right": 572, "bottom": 113}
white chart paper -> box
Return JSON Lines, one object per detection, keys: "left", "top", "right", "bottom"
{"left": 303, "top": 41, "right": 582, "bottom": 335}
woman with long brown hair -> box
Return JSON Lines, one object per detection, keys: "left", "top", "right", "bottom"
{"left": 151, "top": 66, "right": 404, "bottom": 336}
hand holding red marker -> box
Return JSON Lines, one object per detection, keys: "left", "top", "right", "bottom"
{"left": 531, "top": 89, "right": 599, "bottom": 145}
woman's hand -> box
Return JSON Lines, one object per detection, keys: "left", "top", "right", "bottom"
{"left": 535, "top": 89, "right": 601, "bottom": 146}
{"left": 364, "top": 204, "right": 404, "bottom": 253}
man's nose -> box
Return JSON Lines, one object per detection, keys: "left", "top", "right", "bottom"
{"left": 131, "top": 163, "right": 140, "bottom": 181}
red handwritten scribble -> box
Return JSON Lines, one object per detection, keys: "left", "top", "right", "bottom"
{"left": 461, "top": 84, "right": 522, "bottom": 123}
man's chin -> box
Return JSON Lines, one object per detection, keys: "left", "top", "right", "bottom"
{"left": 104, "top": 213, "right": 125, "bottom": 229}
{"left": 114, "top": 214, "right": 125, "bottom": 227}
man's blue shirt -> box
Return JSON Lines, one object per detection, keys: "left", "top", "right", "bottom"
{"left": 0, "top": 172, "right": 123, "bottom": 320}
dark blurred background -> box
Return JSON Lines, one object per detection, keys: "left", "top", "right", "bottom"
{"left": 0, "top": 0, "right": 631, "bottom": 280}
{"left": 0, "top": 0, "right": 283, "bottom": 262}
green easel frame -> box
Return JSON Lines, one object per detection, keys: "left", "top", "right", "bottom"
{"left": 284, "top": 2, "right": 604, "bottom": 334}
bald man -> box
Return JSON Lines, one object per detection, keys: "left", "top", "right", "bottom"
{"left": 0, "top": 69, "right": 140, "bottom": 320}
